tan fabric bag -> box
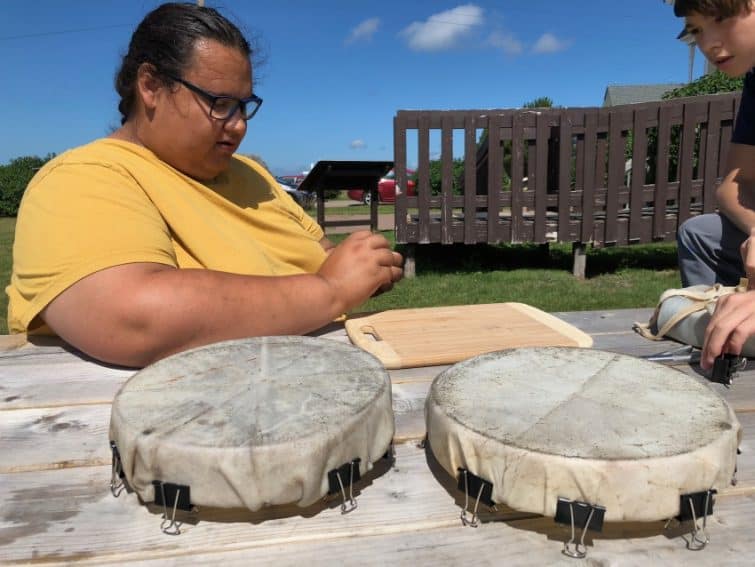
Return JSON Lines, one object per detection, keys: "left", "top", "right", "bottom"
{"left": 633, "top": 278, "right": 755, "bottom": 353}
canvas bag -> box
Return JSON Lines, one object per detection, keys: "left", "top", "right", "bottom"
{"left": 634, "top": 278, "right": 755, "bottom": 355}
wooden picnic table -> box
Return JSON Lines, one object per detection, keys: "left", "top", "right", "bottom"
{"left": 1, "top": 308, "right": 754, "bottom": 565}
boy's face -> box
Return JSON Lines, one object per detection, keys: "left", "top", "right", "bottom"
{"left": 685, "top": 5, "right": 755, "bottom": 77}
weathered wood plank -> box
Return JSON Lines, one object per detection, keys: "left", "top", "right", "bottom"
{"left": 557, "top": 113, "right": 572, "bottom": 239}
{"left": 394, "top": 113, "right": 409, "bottom": 243}
{"left": 10, "top": 380, "right": 751, "bottom": 477}
{"left": 440, "top": 115, "right": 454, "bottom": 245}
{"left": 0, "top": 359, "right": 133, "bottom": 410}
{"left": 388, "top": 365, "right": 448, "bottom": 384}
{"left": 5, "top": 369, "right": 747, "bottom": 478}
{"left": 57, "top": 498, "right": 755, "bottom": 566}
{"left": 1, "top": 309, "right": 655, "bottom": 411}
{"left": 417, "top": 113, "right": 431, "bottom": 243}
{"left": 0, "top": 443, "right": 482, "bottom": 563}
{"left": 1, "top": 442, "right": 753, "bottom": 566}
{"left": 0, "top": 405, "right": 112, "bottom": 473}
{"left": 392, "top": 381, "right": 430, "bottom": 442}
{"left": 0, "top": 382, "right": 434, "bottom": 473}
{"left": 581, "top": 111, "right": 598, "bottom": 243}
{"left": 653, "top": 104, "right": 672, "bottom": 237}
{"left": 3, "top": 308, "right": 755, "bottom": 566}
{"left": 553, "top": 308, "right": 655, "bottom": 334}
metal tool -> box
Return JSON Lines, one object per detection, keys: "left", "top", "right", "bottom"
{"left": 643, "top": 345, "right": 745, "bottom": 385}
{"left": 643, "top": 344, "right": 700, "bottom": 364}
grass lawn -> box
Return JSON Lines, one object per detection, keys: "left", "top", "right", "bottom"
{"left": 305, "top": 193, "right": 394, "bottom": 216}
{"left": 0, "top": 216, "right": 680, "bottom": 335}
{"left": 312, "top": 203, "right": 395, "bottom": 216}
{"left": 0, "top": 217, "right": 14, "bottom": 333}
{"left": 347, "top": 236, "right": 681, "bottom": 316}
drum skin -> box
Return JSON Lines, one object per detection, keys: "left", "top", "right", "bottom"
{"left": 425, "top": 347, "right": 741, "bottom": 522}
{"left": 110, "top": 336, "right": 394, "bottom": 511}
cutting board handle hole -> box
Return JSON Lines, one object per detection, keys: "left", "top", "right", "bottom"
{"left": 360, "top": 325, "right": 383, "bottom": 342}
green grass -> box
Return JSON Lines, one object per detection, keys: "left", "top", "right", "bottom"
{"left": 327, "top": 231, "right": 680, "bottom": 315}
{"left": 308, "top": 203, "right": 395, "bottom": 216}
{"left": 355, "top": 239, "right": 680, "bottom": 315}
{"left": 0, "top": 217, "right": 680, "bottom": 335}
{"left": 0, "top": 217, "right": 14, "bottom": 333}
{"left": 310, "top": 192, "right": 395, "bottom": 215}
{"left": 318, "top": 204, "right": 395, "bottom": 215}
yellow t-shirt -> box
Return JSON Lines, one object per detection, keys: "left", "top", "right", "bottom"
{"left": 7, "top": 138, "right": 326, "bottom": 334}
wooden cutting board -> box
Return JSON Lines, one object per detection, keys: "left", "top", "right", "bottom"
{"left": 345, "top": 303, "right": 593, "bottom": 369}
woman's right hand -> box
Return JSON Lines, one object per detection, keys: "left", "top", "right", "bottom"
{"left": 316, "top": 230, "right": 403, "bottom": 311}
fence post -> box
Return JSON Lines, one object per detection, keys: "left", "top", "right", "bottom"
{"left": 403, "top": 244, "right": 416, "bottom": 279}
{"left": 572, "top": 242, "right": 586, "bottom": 279}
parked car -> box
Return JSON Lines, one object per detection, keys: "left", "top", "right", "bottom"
{"left": 277, "top": 174, "right": 307, "bottom": 188}
{"left": 346, "top": 169, "right": 416, "bottom": 205}
{"left": 276, "top": 177, "right": 315, "bottom": 209}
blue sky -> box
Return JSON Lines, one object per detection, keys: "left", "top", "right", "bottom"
{"left": 1, "top": 1, "right": 701, "bottom": 175}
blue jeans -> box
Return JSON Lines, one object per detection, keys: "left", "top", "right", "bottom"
{"left": 677, "top": 213, "right": 746, "bottom": 286}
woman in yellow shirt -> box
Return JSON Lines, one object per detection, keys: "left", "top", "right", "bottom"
{"left": 7, "top": 2, "right": 402, "bottom": 368}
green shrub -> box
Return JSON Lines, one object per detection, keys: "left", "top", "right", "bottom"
{"left": 663, "top": 71, "right": 743, "bottom": 99}
{"left": 0, "top": 155, "right": 54, "bottom": 216}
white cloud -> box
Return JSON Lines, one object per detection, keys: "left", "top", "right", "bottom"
{"left": 532, "top": 33, "right": 570, "bottom": 54}
{"left": 400, "top": 4, "right": 483, "bottom": 51}
{"left": 487, "top": 31, "right": 523, "bottom": 55}
{"left": 350, "top": 139, "right": 367, "bottom": 150}
{"left": 346, "top": 17, "right": 380, "bottom": 44}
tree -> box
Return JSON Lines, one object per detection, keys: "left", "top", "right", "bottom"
{"left": 643, "top": 71, "right": 743, "bottom": 184}
{"left": 426, "top": 96, "right": 557, "bottom": 196}
{"left": 523, "top": 96, "right": 554, "bottom": 109}
{"left": 0, "top": 155, "right": 54, "bottom": 216}
{"left": 663, "top": 71, "right": 743, "bottom": 100}
{"left": 428, "top": 158, "right": 466, "bottom": 195}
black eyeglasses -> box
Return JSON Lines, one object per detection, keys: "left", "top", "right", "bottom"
{"left": 168, "top": 75, "right": 263, "bottom": 121}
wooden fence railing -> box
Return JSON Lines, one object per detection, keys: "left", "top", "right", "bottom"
{"left": 393, "top": 92, "right": 740, "bottom": 276}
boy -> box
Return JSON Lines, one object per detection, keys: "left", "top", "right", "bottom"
{"left": 672, "top": 1, "right": 755, "bottom": 367}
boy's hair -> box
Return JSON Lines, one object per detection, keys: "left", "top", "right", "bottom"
{"left": 674, "top": 0, "right": 753, "bottom": 17}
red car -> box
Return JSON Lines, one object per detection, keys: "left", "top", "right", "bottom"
{"left": 347, "top": 169, "right": 416, "bottom": 204}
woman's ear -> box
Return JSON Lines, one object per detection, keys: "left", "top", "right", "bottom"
{"left": 135, "top": 63, "right": 164, "bottom": 112}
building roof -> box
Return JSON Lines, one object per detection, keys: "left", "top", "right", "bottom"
{"left": 602, "top": 83, "right": 685, "bottom": 107}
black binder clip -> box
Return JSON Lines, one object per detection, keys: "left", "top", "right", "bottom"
{"left": 677, "top": 489, "right": 716, "bottom": 550}
{"left": 153, "top": 481, "right": 193, "bottom": 535}
{"left": 457, "top": 468, "right": 495, "bottom": 527}
{"left": 711, "top": 353, "right": 745, "bottom": 385}
{"left": 328, "top": 458, "right": 361, "bottom": 514}
{"left": 555, "top": 497, "right": 606, "bottom": 559}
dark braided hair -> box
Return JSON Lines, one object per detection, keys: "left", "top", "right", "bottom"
{"left": 115, "top": 2, "right": 252, "bottom": 125}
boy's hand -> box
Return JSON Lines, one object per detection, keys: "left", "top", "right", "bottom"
{"left": 741, "top": 231, "right": 755, "bottom": 289}
{"left": 702, "top": 290, "right": 755, "bottom": 369}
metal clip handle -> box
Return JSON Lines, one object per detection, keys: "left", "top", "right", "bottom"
{"left": 458, "top": 469, "right": 495, "bottom": 527}
{"left": 109, "top": 441, "right": 124, "bottom": 497}
{"left": 563, "top": 503, "right": 594, "bottom": 559}
{"left": 334, "top": 463, "right": 358, "bottom": 514}
{"left": 555, "top": 498, "right": 605, "bottom": 559}
{"left": 677, "top": 489, "right": 716, "bottom": 550}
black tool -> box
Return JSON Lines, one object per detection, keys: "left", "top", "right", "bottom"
{"left": 643, "top": 346, "right": 744, "bottom": 386}
{"left": 711, "top": 353, "right": 744, "bottom": 385}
